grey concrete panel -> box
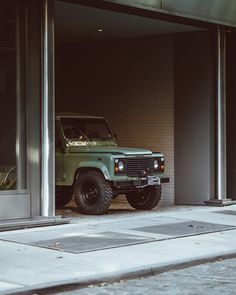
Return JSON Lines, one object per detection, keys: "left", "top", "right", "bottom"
{"left": 214, "top": 210, "right": 236, "bottom": 216}
{"left": 106, "top": 0, "right": 162, "bottom": 12}
{"left": 0, "top": 194, "right": 30, "bottom": 220}
{"left": 174, "top": 31, "right": 214, "bottom": 204}
{"left": 107, "top": 0, "right": 236, "bottom": 27}
{"left": 227, "top": 31, "right": 236, "bottom": 200}
{"left": 163, "top": 0, "right": 236, "bottom": 27}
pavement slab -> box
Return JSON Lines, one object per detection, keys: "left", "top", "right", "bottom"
{"left": 0, "top": 205, "right": 236, "bottom": 294}
{"left": 213, "top": 209, "right": 236, "bottom": 216}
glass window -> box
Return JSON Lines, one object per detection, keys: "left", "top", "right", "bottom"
{"left": 0, "top": 0, "right": 26, "bottom": 191}
{"left": 60, "top": 117, "right": 114, "bottom": 146}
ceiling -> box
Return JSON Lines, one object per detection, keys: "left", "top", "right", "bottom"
{"left": 55, "top": 1, "right": 204, "bottom": 44}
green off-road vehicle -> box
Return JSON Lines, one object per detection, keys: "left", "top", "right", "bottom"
{"left": 55, "top": 114, "right": 166, "bottom": 215}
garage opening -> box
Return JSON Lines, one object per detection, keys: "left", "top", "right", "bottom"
{"left": 55, "top": 0, "right": 212, "bottom": 215}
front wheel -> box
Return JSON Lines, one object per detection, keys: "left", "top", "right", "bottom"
{"left": 74, "top": 170, "right": 113, "bottom": 215}
{"left": 126, "top": 185, "right": 162, "bottom": 210}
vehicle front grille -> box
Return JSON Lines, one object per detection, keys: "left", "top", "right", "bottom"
{"left": 127, "top": 157, "right": 154, "bottom": 177}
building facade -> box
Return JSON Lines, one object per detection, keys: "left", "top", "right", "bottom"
{"left": 0, "top": 0, "right": 236, "bottom": 226}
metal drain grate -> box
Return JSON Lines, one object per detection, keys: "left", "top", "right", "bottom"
{"left": 31, "top": 232, "right": 151, "bottom": 253}
{"left": 132, "top": 221, "right": 235, "bottom": 236}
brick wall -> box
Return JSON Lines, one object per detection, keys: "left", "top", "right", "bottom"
{"left": 56, "top": 35, "right": 174, "bottom": 205}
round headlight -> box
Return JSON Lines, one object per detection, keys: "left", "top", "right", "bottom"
{"left": 154, "top": 159, "right": 159, "bottom": 170}
{"left": 118, "top": 161, "right": 125, "bottom": 171}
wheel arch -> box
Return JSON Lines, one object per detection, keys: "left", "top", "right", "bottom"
{"left": 73, "top": 167, "right": 108, "bottom": 185}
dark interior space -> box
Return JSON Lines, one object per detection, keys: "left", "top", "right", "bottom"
{"left": 174, "top": 30, "right": 214, "bottom": 204}
{"left": 55, "top": 0, "right": 211, "bottom": 205}
{"left": 0, "top": 1, "right": 16, "bottom": 167}
{"left": 226, "top": 30, "right": 236, "bottom": 200}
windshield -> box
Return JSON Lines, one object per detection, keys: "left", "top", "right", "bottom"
{"left": 60, "top": 117, "right": 115, "bottom": 146}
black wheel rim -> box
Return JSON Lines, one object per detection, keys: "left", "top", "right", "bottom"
{"left": 138, "top": 189, "right": 151, "bottom": 205}
{"left": 81, "top": 182, "right": 99, "bottom": 205}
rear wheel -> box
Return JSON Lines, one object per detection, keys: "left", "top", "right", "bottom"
{"left": 55, "top": 186, "right": 73, "bottom": 209}
{"left": 74, "top": 170, "right": 113, "bottom": 215}
{"left": 126, "top": 185, "right": 161, "bottom": 210}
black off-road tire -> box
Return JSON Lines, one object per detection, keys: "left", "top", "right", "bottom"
{"left": 126, "top": 185, "right": 162, "bottom": 210}
{"left": 55, "top": 186, "right": 73, "bottom": 209}
{"left": 74, "top": 170, "right": 113, "bottom": 215}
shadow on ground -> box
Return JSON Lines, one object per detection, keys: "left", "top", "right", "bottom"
{"left": 56, "top": 195, "right": 137, "bottom": 218}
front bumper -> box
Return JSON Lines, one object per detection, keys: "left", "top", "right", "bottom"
{"left": 112, "top": 175, "right": 169, "bottom": 194}
{"left": 113, "top": 175, "right": 159, "bottom": 189}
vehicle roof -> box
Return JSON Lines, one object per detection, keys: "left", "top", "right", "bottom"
{"left": 56, "top": 112, "right": 105, "bottom": 120}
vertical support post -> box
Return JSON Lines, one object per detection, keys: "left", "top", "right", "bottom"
{"left": 206, "top": 27, "right": 235, "bottom": 205}
{"left": 215, "top": 27, "right": 227, "bottom": 201}
{"left": 41, "top": 0, "right": 55, "bottom": 216}
{"left": 16, "top": 1, "right": 26, "bottom": 191}
{"left": 27, "top": 0, "right": 42, "bottom": 216}
{"left": 16, "top": 2, "right": 23, "bottom": 190}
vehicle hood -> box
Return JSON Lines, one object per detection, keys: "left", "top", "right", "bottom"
{"left": 69, "top": 146, "right": 161, "bottom": 156}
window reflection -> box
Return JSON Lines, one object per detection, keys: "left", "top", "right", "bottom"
{"left": 0, "top": 0, "right": 24, "bottom": 191}
{"left": 0, "top": 166, "right": 16, "bottom": 190}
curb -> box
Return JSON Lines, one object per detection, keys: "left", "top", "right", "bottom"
{"left": 4, "top": 251, "right": 236, "bottom": 295}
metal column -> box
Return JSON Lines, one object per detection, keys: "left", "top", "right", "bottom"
{"left": 207, "top": 26, "right": 236, "bottom": 205}
{"left": 16, "top": 2, "right": 26, "bottom": 191}
{"left": 215, "top": 27, "right": 227, "bottom": 201}
{"left": 41, "top": 0, "right": 55, "bottom": 216}
{"left": 205, "top": 28, "right": 236, "bottom": 206}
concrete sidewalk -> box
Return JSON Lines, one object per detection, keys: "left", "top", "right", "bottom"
{"left": 1, "top": 204, "right": 236, "bottom": 294}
